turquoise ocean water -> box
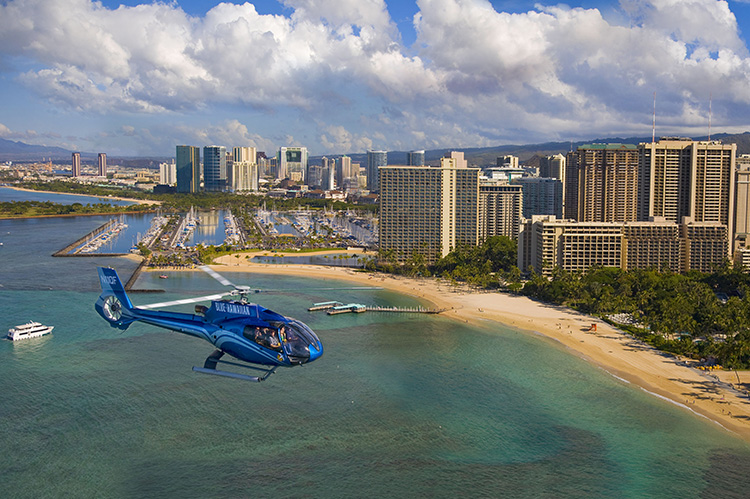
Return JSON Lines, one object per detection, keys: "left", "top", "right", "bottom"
{"left": 2, "top": 200, "right": 750, "bottom": 497}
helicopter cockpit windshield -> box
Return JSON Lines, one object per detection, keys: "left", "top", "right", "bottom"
{"left": 279, "top": 319, "right": 320, "bottom": 364}
{"left": 243, "top": 319, "right": 320, "bottom": 364}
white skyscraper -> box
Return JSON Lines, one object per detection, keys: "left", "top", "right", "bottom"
{"left": 231, "top": 161, "right": 259, "bottom": 191}
{"left": 234, "top": 146, "right": 257, "bottom": 164}
{"left": 159, "top": 161, "right": 177, "bottom": 185}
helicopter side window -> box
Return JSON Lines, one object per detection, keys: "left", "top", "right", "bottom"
{"left": 242, "top": 326, "right": 258, "bottom": 341}
{"left": 245, "top": 326, "right": 282, "bottom": 351}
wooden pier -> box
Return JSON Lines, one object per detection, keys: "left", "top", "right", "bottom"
{"left": 308, "top": 301, "right": 343, "bottom": 311}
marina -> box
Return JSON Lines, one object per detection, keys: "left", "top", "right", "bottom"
{"left": 173, "top": 207, "right": 198, "bottom": 249}
{"left": 132, "top": 211, "right": 170, "bottom": 251}
{"left": 223, "top": 210, "right": 243, "bottom": 246}
{"left": 76, "top": 217, "right": 128, "bottom": 254}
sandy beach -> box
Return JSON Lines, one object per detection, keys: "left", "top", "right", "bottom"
{"left": 7, "top": 186, "right": 161, "bottom": 206}
{"left": 156, "top": 249, "right": 750, "bottom": 442}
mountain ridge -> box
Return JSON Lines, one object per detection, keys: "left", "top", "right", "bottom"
{"left": 3, "top": 132, "right": 750, "bottom": 165}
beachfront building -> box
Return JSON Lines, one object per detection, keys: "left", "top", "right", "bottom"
{"left": 479, "top": 181, "right": 523, "bottom": 240}
{"left": 278, "top": 146, "right": 308, "bottom": 182}
{"left": 176, "top": 145, "right": 200, "bottom": 193}
{"left": 637, "top": 138, "right": 736, "bottom": 252}
{"left": 71, "top": 152, "right": 81, "bottom": 177}
{"left": 518, "top": 216, "right": 728, "bottom": 276}
{"left": 621, "top": 220, "right": 681, "bottom": 271}
{"left": 203, "top": 145, "right": 227, "bottom": 192}
{"left": 681, "top": 221, "right": 730, "bottom": 273}
{"left": 367, "top": 150, "right": 387, "bottom": 193}
{"left": 565, "top": 143, "right": 640, "bottom": 223}
{"left": 734, "top": 154, "right": 750, "bottom": 268}
{"left": 379, "top": 151, "right": 479, "bottom": 263}
{"left": 97, "top": 153, "right": 107, "bottom": 177}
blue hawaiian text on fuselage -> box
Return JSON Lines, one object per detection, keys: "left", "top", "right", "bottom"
{"left": 214, "top": 301, "right": 254, "bottom": 316}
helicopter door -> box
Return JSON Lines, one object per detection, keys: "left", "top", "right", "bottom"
{"left": 243, "top": 326, "right": 282, "bottom": 351}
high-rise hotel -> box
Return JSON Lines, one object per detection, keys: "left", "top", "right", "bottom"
{"left": 379, "top": 152, "right": 479, "bottom": 263}
{"left": 231, "top": 146, "right": 258, "bottom": 192}
{"left": 637, "top": 138, "right": 736, "bottom": 234}
{"left": 176, "top": 145, "right": 200, "bottom": 193}
{"left": 519, "top": 138, "right": 737, "bottom": 274}
{"left": 203, "top": 145, "right": 227, "bottom": 192}
{"left": 565, "top": 144, "right": 640, "bottom": 223}
{"left": 97, "top": 153, "right": 107, "bottom": 177}
{"left": 71, "top": 152, "right": 81, "bottom": 177}
{"left": 367, "top": 150, "right": 387, "bottom": 193}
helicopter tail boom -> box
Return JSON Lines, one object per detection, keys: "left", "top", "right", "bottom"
{"left": 95, "top": 267, "right": 137, "bottom": 330}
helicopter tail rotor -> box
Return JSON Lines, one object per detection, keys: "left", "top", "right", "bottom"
{"left": 95, "top": 267, "right": 137, "bottom": 330}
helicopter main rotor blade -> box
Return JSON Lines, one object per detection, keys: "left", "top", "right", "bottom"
{"left": 197, "top": 265, "right": 383, "bottom": 294}
{"left": 257, "top": 286, "right": 384, "bottom": 293}
{"left": 199, "top": 265, "right": 237, "bottom": 289}
{"left": 137, "top": 293, "right": 229, "bottom": 310}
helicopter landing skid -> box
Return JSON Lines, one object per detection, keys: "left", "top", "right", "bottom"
{"left": 192, "top": 349, "right": 278, "bottom": 382}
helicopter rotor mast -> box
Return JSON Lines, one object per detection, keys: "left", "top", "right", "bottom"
{"left": 200, "top": 265, "right": 259, "bottom": 300}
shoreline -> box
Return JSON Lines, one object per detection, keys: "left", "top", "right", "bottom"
{"left": 0, "top": 210, "right": 156, "bottom": 221}
{"left": 4, "top": 186, "right": 162, "bottom": 206}
{"left": 181, "top": 252, "right": 750, "bottom": 443}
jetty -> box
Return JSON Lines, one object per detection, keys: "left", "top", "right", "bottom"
{"left": 309, "top": 301, "right": 446, "bottom": 315}
{"left": 53, "top": 218, "right": 128, "bottom": 257}
{"left": 77, "top": 216, "right": 127, "bottom": 254}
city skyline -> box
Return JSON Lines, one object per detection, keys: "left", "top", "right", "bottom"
{"left": 2, "top": 1, "right": 750, "bottom": 157}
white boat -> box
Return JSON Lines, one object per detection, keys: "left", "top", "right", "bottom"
{"left": 7, "top": 321, "right": 53, "bottom": 341}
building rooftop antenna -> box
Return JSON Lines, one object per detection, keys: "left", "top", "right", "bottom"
{"left": 652, "top": 91, "right": 656, "bottom": 144}
{"left": 708, "top": 92, "right": 714, "bottom": 142}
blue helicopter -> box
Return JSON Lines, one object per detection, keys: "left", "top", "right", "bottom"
{"left": 95, "top": 266, "right": 323, "bottom": 382}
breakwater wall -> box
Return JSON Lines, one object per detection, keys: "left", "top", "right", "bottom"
{"left": 125, "top": 258, "right": 148, "bottom": 291}
{"left": 52, "top": 219, "right": 127, "bottom": 257}
{"left": 123, "top": 258, "right": 163, "bottom": 293}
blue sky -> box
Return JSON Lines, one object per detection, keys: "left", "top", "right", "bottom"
{"left": 2, "top": 0, "right": 750, "bottom": 157}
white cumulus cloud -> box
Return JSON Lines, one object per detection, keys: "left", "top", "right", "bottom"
{"left": 1, "top": 0, "right": 750, "bottom": 154}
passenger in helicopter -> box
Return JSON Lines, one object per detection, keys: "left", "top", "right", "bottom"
{"left": 267, "top": 329, "right": 281, "bottom": 350}
{"left": 253, "top": 327, "right": 265, "bottom": 345}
